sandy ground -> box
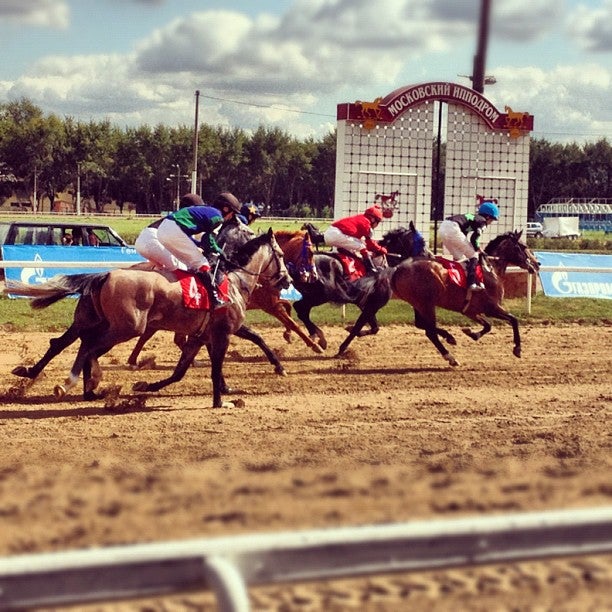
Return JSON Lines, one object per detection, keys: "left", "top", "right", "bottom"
{"left": 0, "top": 320, "right": 611, "bottom": 611}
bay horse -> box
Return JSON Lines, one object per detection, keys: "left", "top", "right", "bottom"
{"left": 292, "top": 222, "right": 428, "bottom": 352}
{"left": 125, "top": 218, "right": 321, "bottom": 366}
{"left": 6, "top": 230, "right": 291, "bottom": 408}
{"left": 389, "top": 230, "right": 540, "bottom": 365}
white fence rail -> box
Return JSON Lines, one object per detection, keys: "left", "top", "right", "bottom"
{"left": 0, "top": 507, "right": 611, "bottom": 611}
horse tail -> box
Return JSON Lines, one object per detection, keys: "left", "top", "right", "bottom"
{"left": 5, "top": 272, "right": 110, "bottom": 310}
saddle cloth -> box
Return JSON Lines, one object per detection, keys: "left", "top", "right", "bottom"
{"left": 174, "top": 271, "right": 230, "bottom": 310}
{"left": 435, "top": 257, "right": 484, "bottom": 289}
{"left": 335, "top": 251, "right": 367, "bottom": 281}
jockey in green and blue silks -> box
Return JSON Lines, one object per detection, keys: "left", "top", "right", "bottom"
{"left": 146, "top": 191, "right": 242, "bottom": 308}
{"left": 438, "top": 200, "right": 499, "bottom": 291}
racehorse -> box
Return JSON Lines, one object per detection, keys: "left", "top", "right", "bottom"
{"left": 125, "top": 218, "right": 321, "bottom": 366}
{"left": 389, "top": 230, "right": 540, "bottom": 365}
{"left": 292, "top": 222, "right": 428, "bottom": 351}
{"left": 6, "top": 230, "right": 290, "bottom": 408}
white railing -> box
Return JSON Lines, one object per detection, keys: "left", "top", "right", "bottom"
{"left": 0, "top": 507, "right": 611, "bottom": 611}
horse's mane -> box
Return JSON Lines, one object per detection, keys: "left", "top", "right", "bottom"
{"left": 233, "top": 231, "right": 270, "bottom": 267}
{"left": 275, "top": 229, "right": 305, "bottom": 240}
{"left": 379, "top": 224, "right": 426, "bottom": 258}
{"left": 484, "top": 231, "right": 518, "bottom": 255}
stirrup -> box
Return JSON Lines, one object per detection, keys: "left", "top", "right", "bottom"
{"left": 468, "top": 283, "right": 484, "bottom": 292}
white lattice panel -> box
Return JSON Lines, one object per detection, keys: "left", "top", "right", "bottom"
{"left": 443, "top": 103, "right": 530, "bottom": 243}
{"left": 335, "top": 105, "right": 434, "bottom": 242}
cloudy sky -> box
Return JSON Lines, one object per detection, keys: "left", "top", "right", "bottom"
{"left": 0, "top": 0, "right": 610, "bottom": 143}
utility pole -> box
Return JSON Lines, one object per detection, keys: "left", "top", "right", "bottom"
{"left": 76, "top": 162, "right": 82, "bottom": 215}
{"left": 472, "top": 0, "right": 491, "bottom": 94}
{"left": 191, "top": 90, "right": 200, "bottom": 194}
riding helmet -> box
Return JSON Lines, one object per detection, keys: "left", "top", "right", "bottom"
{"left": 179, "top": 193, "right": 204, "bottom": 208}
{"left": 213, "top": 191, "right": 242, "bottom": 214}
{"left": 240, "top": 204, "right": 261, "bottom": 222}
{"left": 478, "top": 201, "right": 499, "bottom": 220}
{"left": 364, "top": 205, "right": 383, "bottom": 222}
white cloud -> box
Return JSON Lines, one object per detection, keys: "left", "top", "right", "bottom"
{"left": 567, "top": 0, "right": 612, "bottom": 52}
{"left": 488, "top": 64, "right": 612, "bottom": 142}
{"left": 0, "top": 0, "right": 69, "bottom": 28}
{"left": 0, "top": 0, "right": 610, "bottom": 142}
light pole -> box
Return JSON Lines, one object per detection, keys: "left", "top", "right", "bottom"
{"left": 167, "top": 164, "right": 189, "bottom": 210}
{"left": 76, "top": 162, "right": 82, "bottom": 215}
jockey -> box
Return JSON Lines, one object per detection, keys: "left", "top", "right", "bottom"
{"left": 136, "top": 192, "right": 241, "bottom": 308}
{"left": 438, "top": 200, "right": 499, "bottom": 291}
{"left": 323, "top": 205, "right": 388, "bottom": 274}
{"left": 238, "top": 203, "right": 261, "bottom": 226}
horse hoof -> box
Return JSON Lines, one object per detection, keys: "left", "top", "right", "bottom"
{"left": 53, "top": 385, "right": 67, "bottom": 399}
{"left": 443, "top": 353, "right": 460, "bottom": 367}
{"left": 461, "top": 328, "right": 477, "bottom": 341}
{"left": 275, "top": 368, "right": 288, "bottom": 376}
{"left": 513, "top": 347, "right": 521, "bottom": 358}
{"left": 132, "top": 381, "right": 149, "bottom": 392}
{"left": 283, "top": 331, "right": 292, "bottom": 343}
{"left": 312, "top": 344, "right": 324, "bottom": 354}
{"left": 12, "top": 366, "right": 34, "bottom": 379}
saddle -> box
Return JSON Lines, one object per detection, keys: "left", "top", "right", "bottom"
{"left": 333, "top": 250, "right": 367, "bottom": 281}
{"left": 434, "top": 257, "right": 484, "bottom": 289}
{"left": 174, "top": 270, "right": 230, "bottom": 310}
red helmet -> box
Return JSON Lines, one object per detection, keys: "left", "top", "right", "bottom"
{"left": 364, "top": 205, "right": 383, "bottom": 222}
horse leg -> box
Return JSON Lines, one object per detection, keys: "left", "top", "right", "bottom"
{"left": 461, "top": 315, "right": 492, "bottom": 342}
{"left": 12, "top": 324, "right": 80, "bottom": 379}
{"left": 486, "top": 307, "right": 521, "bottom": 357}
{"left": 293, "top": 298, "right": 327, "bottom": 350}
{"left": 127, "top": 329, "right": 155, "bottom": 366}
{"left": 12, "top": 295, "right": 101, "bottom": 379}
{"left": 268, "top": 301, "right": 324, "bottom": 354}
{"left": 414, "top": 309, "right": 459, "bottom": 366}
{"left": 337, "top": 308, "right": 373, "bottom": 355}
{"left": 133, "top": 335, "right": 203, "bottom": 394}
{"left": 234, "top": 325, "right": 286, "bottom": 376}
{"left": 208, "top": 330, "right": 231, "bottom": 408}
{"left": 128, "top": 331, "right": 188, "bottom": 367}
{"left": 54, "top": 328, "right": 137, "bottom": 400}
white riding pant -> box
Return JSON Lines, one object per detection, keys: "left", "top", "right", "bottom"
{"left": 438, "top": 219, "right": 477, "bottom": 261}
{"left": 323, "top": 226, "right": 364, "bottom": 255}
{"left": 134, "top": 226, "right": 185, "bottom": 271}
{"left": 156, "top": 218, "right": 209, "bottom": 271}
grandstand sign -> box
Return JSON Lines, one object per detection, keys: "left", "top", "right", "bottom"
{"left": 338, "top": 81, "right": 534, "bottom": 135}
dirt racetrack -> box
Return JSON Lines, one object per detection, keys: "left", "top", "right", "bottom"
{"left": 0, "top": 320, "right": 611, "bottom": 611}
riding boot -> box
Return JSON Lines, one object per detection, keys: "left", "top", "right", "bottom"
{"left": 362, "top": 254, "right": 378, "bottom": 275}
{"left": 466, "top": 257, "right": 483, "bottom": 291}
{"left": 197, "top": 268, "right": 227, "bottom": 309}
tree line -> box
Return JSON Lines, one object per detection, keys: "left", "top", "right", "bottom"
{"left": 0, "top": 98, "right": 610, "bottom": 219}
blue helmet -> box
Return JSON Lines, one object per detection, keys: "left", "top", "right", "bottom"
{"left": 240, "top": 204, "right": 260, "bottom": 224}
{"left": 478, "top": 201, "right": 499, "bottom": 220}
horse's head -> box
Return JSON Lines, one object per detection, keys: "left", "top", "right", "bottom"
{"left": 233, "top": 228, "right": 291, "bottom": 291}
{"left": 217, "top": 215, "right": 256, "bottom": 260}
{"left": 277, "top": 230, "right": 318, "bottom": 283}
{"left": 484, "top": 230, "right": 540, "bottom": 273}
{"left": 379, "top": 221, "right": 428, "bottom": 265}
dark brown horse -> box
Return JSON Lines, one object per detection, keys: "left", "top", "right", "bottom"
{"left": 389, "top": 230, "right": 540, "bottom": 365}
{"left": 6, "top": 230, "right": 290, "bottom": 408}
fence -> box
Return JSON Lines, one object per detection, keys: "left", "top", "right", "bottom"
{"left": 1, "top": 506, "right": 611, "bottom": 611}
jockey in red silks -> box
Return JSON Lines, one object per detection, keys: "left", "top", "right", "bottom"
{"left": 323, "top": 205, "right": 388, "bottom": 274}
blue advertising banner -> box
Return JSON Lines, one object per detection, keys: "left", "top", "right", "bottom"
{"left": 2, "top": 245, "right": 145, "bottom": 288}
{"left": 535, "top": 251, "right": 612, "bottom": 300}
